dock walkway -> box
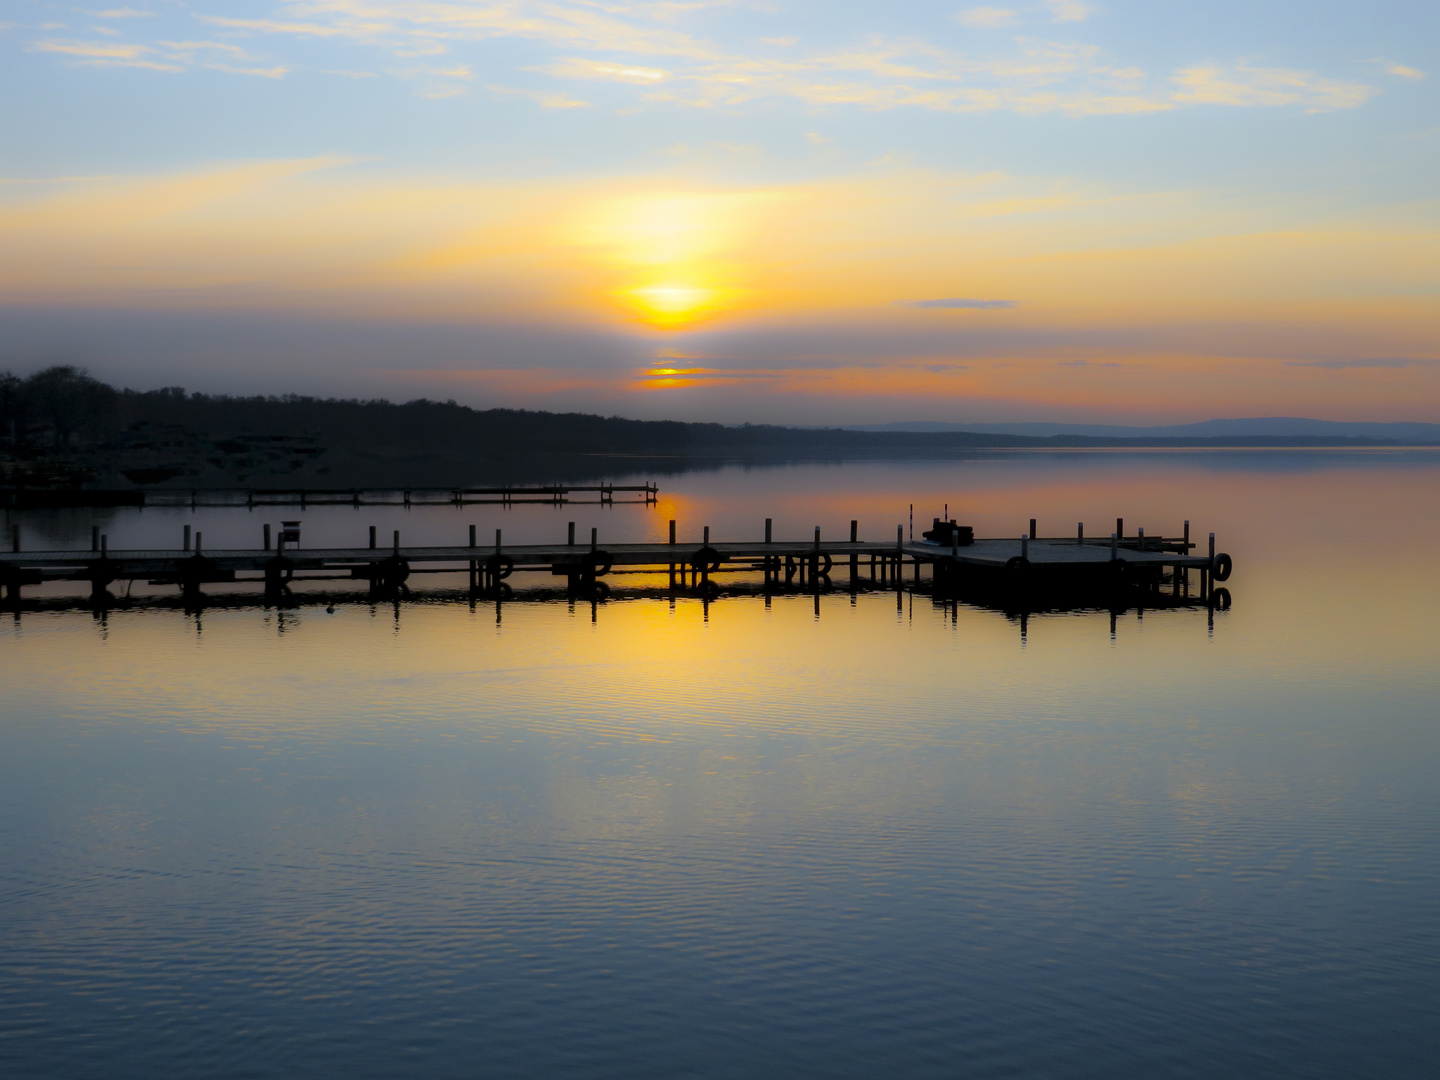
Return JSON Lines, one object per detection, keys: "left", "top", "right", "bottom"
{"left": 1, "top": 518, "right": 1232, "bottom": 606}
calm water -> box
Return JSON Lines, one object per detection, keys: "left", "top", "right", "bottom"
{"left": 3, "top": 451, "right": 1439, "bottom": 1078}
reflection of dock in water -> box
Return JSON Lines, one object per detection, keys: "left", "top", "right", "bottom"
{"left": 1, "top": 515, "right": 1233, "bottom": 615}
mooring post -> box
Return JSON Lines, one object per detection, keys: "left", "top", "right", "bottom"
{"left": 1116, "top": 517, "right": 1124, "bottom": 541}
{"left": 10, "top": 524, "right": 17, "bottom": 553}
{"left": 670, "top": 520, "right": 677, "bottom": 544}
{"left": 1138, "top": 527, "right": 1145, "bottom": 552}
{"left": 704, "top": 526, "right": 710, "bottom": 545}
{"left": 1184, "top": 519, "right": 1191, "bottom": 550}
{"left": 850, "top": 520, "right": 858, "bottom": 581}
{"left": 369, "top": 525, "right": 376, "bottom": 550}
{"left": 1030, "top": 518, "right": 1037, "bottom": 542}
{"left": 100, "top": 533, "right": 108, "bottom": 556}
{"left": 909, "top": 504, "right": 913, "bottom": 541}
{"left": 184, "top": 525, "right": 191, "bottom": 552}
{"left": 495, "top": 528, "right": 502, "bottom": 556}
{"left": 393, "top": 530, "right": 400, "bottom": 556}
{"left": 1111, "top": 532, "right": 1118, "bottom": 561}
{"left": 1209, "top": 532, "right": 1215, "bottom": 561}
{"left": 195, "top": 531, "right": 202, "bottom": 555}
{"left": 1021, "top": 533, "right": 1029, "bottom": 560}
{"left": 814, "top": 526, "right": 821, "bottom": 551}
{"left": 765, "top": 518, "right": 772, "bottom": 543}
{"left": 590, "top": 527, "right": 597, "bottom": 552}
{"left": 469, "top": 523, "right": 477, "bottom": 593}
{"left": 569, "top": 521, "right": 576, "bottom": 546}
{"left": 1078, "top": 522, "right": 1084, "bottom": 545}
{"left": 91, "top": 526, "right": 99, "bottom": 552}
{"left": 850, "top": 520, "right": 858, "bottom": 543}
{"left": 264, "top": 523, "right": 272, "bottom": 550}
{"left": 469, "top": 524, "right": 476, "bottom": 548}
{"left": 669, "top": 519, "right": 677, "bottom": 587}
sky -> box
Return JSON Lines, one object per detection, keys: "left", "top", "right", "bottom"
{"left": 1, "top": 0, "right": 1437, "bottom": 424}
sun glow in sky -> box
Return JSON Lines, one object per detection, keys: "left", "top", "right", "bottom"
{"left": 1, "top": 1, "right": 1437, "bottom": 423}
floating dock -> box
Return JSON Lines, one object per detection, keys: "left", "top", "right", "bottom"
{"left": 1, "top": 517, "right": 1233, "bottom": 609}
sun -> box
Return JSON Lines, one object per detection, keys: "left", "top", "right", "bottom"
{"left": 569, "top": 189, "right": 776, "bottom": 329}
{"left": 626, "top": 283, "right": 718, "bottom": 328}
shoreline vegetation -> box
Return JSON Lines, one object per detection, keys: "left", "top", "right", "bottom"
{"left": 1, "top": 366, "right": 1429, "bottom": 494}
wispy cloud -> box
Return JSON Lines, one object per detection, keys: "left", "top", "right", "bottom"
{"left": 490, "top": 85, "right": 591, "bottom": 108}
{"left": 27, "top": 3, "right": 1381, "bottom": 119}
{"left": 1365, "top": 57, "right": 1425, "bottom": 80}
{"left": 907, "top": 298, "right": 1017, "bottom": 309}
{"left": 30, "top": 38, "right": 182, "bottom": 72}
{"left": 956, "top": 8, "right": 1018, "bottom": 29}
{"left": 90, "top": 7, "right": 153, "bottom": 17}
{"left": 1044, "top": 1, "right": 1094, "bottom": 23}
{"left": 1172, "top": 64, "right": 1375, "bottom": 111}
{"left": 1287, "top": 357, "right": 1434, "bottom": 369}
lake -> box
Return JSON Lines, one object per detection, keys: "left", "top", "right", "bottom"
{"left": 3, "top": 450, "right": 1438, "bottom": 1078}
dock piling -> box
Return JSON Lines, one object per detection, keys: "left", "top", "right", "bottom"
{"left": 1030, "top": 519, "right": 1037, "bottom": 542}
{"left": 470, "top": 524, "right": 477, "bottom": 548}
{"left": 10, "top": 525, "right": 16, "bottom": 553}
{"left": 264, "top": 524, "right": 271, "bottom": 550}
{"left": 369, "top": 526, "right": 376, "bottom": 549}
{"left": 91, "top": 526, "right": 99, "bottom": 552}
{"left": 1078, "top": 522, "right": 1084, "bottom": 545}
{"left": 569, "top": 522, "right": 576, "bottom": 546}
{"left": 1138, "top": 527, "right": 1145, "bottom": 552}
{"left": 1021, "top": 533, "right": 1029, "bottom": 560}
{"left": 195, "top": 532, "right": 202, "bottom": 555}
{"left": 591, "top": 527, "right": 597, "bottom": 552}
{"left": 1111, "top": 532, "right": 1118, "bottom": 561}
{"left": 1117, "top": 518, "right": 1124, "bottom": 540}
{"left": 184, "top": 525, "right": 191, "bottom": 552}
{"left": 393, "top": 530, "right": 400, "bottom": 555}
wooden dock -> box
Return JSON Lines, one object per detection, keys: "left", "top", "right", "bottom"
{"left": 1, "top": 517, "right": 1233, "bottom": 608}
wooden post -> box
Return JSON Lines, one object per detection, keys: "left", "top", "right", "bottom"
{"left": 1030, "top": 518, "right": 1036, "bottom": 542}
{"left": 393, "top": 530, "right": 400, "bottom": 555}
{"left": 814, "top": 526, "right": 820, "bottom": 550}
{"left": 184, "top": 524, "right": 191, "bottom": 552}
{"left": 1110, "top": 532, "right": 1118, "bottom": 561}
{"left": 100, "top": 534, "right": 107, "bottom": 556}
{"left": 704, "top": 526, "right": 710, "bottom": 545}
{"left": 569, "top": 521, "right": 576, "bottom": 546}
{"left": 1138, "top": 527, "right": 1145, "bottom": 552}
{"left": 850, "top": 520, "right": 857, "bottom": 542}
{"left": 1184, "top": 519, "right": 1190, "bottom": 550}
{"left": 669, "top": 519, "right": 676, "bottom": 544}
{"left": 10, "top": 524, "right": 17, "bottom": 553}
{"left": 1021, "top": 533, "right": 1029, "bottom": 560}
{"left": 495, "top": 528, "right": 502, "bottom": 556}
{"left": 1209, "top": 532, "right": 1215, "bottom": 562}
{"left": 765, "top": 518, "right": 772, "bottom": 543}
{"left": 896, "top": 524, "right": 903, "bottom": 552}
{"left": 470, "top": 524, "right": 477, "bottom": 548}
{"left": 668, "top": 519, "right": 676, "bottom": 587}
{"left": 264, "top": 524, "right": 272, "bottom": 550}
{"left": 194, "top": 532, "right": 202, "bottom": 555}
{"left": 1077, "top": 522, "right": 1083, "bottom": 545}
{"left": 92, "top": 526, "right": 99, "bottom": 552}
{"left": 369, "top": 525, "right": 376, "bottom": 549}
{"left": 591, "top": 527, "right": 598, "bottom": 552}
{"left": 1116, "top": 517, "right": 1123, "bottom": 540}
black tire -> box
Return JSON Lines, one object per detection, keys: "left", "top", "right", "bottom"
{"left": 583, "top": 550, "right": 613, "bottom": 578}
{"left": 1211, "top": 587, "right": 1232, "bottom": 610}
{"left": 690, "top": 545, "right": 722, "bottom": 574}
{"left": 1005, "top": 556, "right": 1031, "bottom": 572}
{"left": 1211, "top": 553, "right": 1233, "bottom": 582}
{"left": 484, "top": 554, "right": 515, "bottom": 580}
{"left": 811, "top": 552, "right": 833, "bottom": 576}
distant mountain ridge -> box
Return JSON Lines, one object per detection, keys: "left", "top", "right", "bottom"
{"left": 843, "top": 417, "right": 1440, "bottom": 444}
